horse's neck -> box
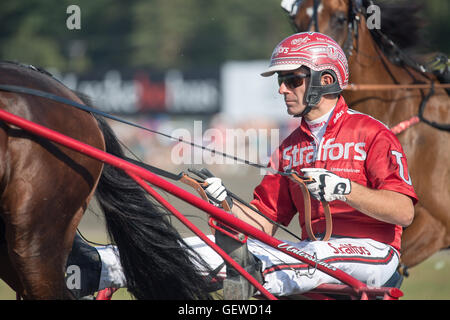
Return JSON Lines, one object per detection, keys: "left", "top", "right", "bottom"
{"left": 344, "top": 24, "right": 423, "bottom": 124}
{"left": 348, "top": 24, "right": 402, "bottom": 85}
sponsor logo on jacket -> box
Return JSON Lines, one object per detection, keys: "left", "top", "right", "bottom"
{"left": 282, "top": 138, "right": 366, "bottom": 170}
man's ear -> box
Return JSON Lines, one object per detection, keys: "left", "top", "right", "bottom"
{"left": 321, "top": 73, "right": 335, "bottom": 85}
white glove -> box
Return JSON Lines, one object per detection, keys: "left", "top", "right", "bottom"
{"left": 204, "top": 177, "right": 232, "bottom": 208}
{"left": 300, "top": 168, "right": 351, "bottom": 202}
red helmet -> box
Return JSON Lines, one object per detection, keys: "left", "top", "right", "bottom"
{"left": 261, "top": 32, "right": 349, "bottom": 90}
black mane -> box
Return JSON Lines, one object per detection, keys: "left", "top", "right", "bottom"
{"left": 360, "top": 0, "right": 448, "bottom": 77}
{"left": 367, "top": 0, "right": 425, "bottom": 51}
{"left": 0, "top": 60, "right": 54, "bottom": 77}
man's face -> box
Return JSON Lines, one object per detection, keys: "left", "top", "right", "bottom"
{"left": 277, "top": 67, "right": 310, "bottom": 116}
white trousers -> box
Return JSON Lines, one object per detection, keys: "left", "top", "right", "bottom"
{"left": 96, "top": 235, "right": 399, "bottom": 297}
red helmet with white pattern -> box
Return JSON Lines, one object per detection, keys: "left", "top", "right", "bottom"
{"left": 262, "top": 32, "right": 349, "bottom": 113}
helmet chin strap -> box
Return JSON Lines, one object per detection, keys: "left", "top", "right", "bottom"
{"left": 294, "top": 104, "right": 313, "bottom": 118}
{"left": 293, "top": 69, "right": 342, "bottom": 118}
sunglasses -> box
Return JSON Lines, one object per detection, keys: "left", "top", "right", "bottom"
{"left": 277, "top": 73, "right": 310, "bottom": 88}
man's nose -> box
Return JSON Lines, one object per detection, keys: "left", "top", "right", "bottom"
{"left": 278, "top": 81, "right": 290, "bottom": 95}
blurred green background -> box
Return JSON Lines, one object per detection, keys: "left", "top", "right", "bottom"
{"left": 0, "top": 0, "right": 448, "bottom": 73}
{"left": 0, "top": 0, "right": 449, "bottom": 300}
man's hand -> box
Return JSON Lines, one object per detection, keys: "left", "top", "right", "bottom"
{"left": 300, "top": 168, "right": 351, "bottom": 202}
{"left": 204, "top": 177, "right": 233, "bottom": 210}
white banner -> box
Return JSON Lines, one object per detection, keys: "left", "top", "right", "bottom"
{"left": 221, "top": 60, "right": 291, "bottom": 122}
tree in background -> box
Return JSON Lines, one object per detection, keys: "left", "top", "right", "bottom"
{"left": 0, "top": 0, "right": 447, "bottom": 73}
{"left": 130, "top": 0, "right": 293, "bottom": 69}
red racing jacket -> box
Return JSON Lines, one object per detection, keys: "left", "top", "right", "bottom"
{"left": 250, "top": 96, "right": 418, "bottom": 252}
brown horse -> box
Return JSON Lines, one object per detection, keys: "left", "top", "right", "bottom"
{"left": 287, "top": 0, "right": 450, "bottom": 270}
{"left": 0, "top": 61, "right": 212, "bottom": 299}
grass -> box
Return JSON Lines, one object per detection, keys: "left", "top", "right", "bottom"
{"left": 401, "top": 250, "right": 450, "bottom": 300}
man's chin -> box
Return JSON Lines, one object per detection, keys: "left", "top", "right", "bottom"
{"left": 286, "top": 106, "right": 303, "bottom": 116}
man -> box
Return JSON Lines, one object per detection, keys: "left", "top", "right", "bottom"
{"left": 68, "top": 32, "right": 417, "bottom": 299}
{"left": 203, "top": 31, "right": 416, "bottom": 296}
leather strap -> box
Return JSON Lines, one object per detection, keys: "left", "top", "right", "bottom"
{"left": 180, "top": 174, "right": 208, "bottom": 201}
{"left": 289, "top": 172, "right": 333, "bottom": 241}
{"left": 180, "top": 173, "right": 232, "bottom": 212}
{"left": 345, "top": 83, "right": 450, "bottom": 91}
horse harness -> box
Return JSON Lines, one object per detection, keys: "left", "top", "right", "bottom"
{"left": 283, "top": 0, "right": 450, "bottom": 133}
{"left": 0, "top": 81, "right": 333, "bottom": 242}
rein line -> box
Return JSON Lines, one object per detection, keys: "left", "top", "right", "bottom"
{"left": 0, "top": 83, "right": 313, "bottom": 241}
{"left": 0, "top": 84, "right": 290, "bottom": 176}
